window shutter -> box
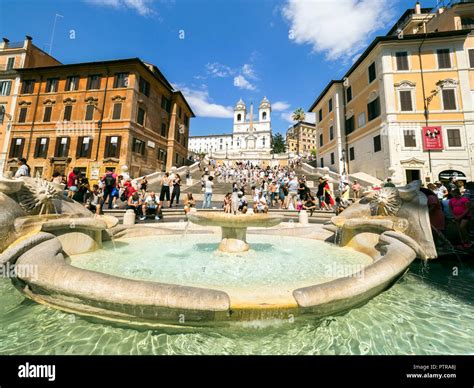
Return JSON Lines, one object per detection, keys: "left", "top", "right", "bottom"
{"left": 443, "top": 89, "right": 456, "bottom": 110}
{"left": 437, "top": 49, "right": 451, "bottom": 69}
{"left": 54, "top": 138, "right": 60, "bottom": 157}
{"left": 65, "top": 137, "right": 71, "bottom": 156}
{"left": 76, "top": 136, "right": 83, "bottom": 158}
{"left": 469, "top": 49, "right": 474, "bottom": 68}
{"left": 400, "top": 91, "right": 413, "bottom": 111}
{"left": 116, "top": 136, "right": 121, "bottom": 157}
{"left": 87, "top": 137, "right": 93, "bottom": 158}
{"left": 19, "top": 139, "right": 24, "bottom": 158}
{"left": 104, "top": 136, "right": 111, "bottom": 158}
{"left": 34, "top": 138, "right": 40, "bottom": 158}
{"left": 44, "top": 138, "right": 50, "bottom": 158}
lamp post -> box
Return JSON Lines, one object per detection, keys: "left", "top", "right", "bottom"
{"left": 225, "top": 142, "right": 228, "bottom": 160}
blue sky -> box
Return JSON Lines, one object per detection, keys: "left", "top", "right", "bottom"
{"left": 0, "top": 0, "right": 434, "bottom": 136}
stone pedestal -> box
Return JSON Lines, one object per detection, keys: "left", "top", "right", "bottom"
{"left": 220, "top": 227, "right": 249, "bottom": 253}
{"left": 123, "top": 209, "right": 136, "bottom": 226}
{"left": 299, "top": 210, "right": 309, "bottom": 225}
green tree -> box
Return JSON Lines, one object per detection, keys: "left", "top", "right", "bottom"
{"left": 292, "top": 108, "right": 306, "bottom": 123}
{"left": 272, "top": 133, "right": 286, "bottom": 154}
{"left": 310, "top": 148, "right": 317, "bottom": 158}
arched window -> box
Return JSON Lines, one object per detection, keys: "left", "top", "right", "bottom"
{"left": 262, "top": 112, "right": 267, "bottom": 120}
{"left": 237, "top": 113, "right": 242, "bottom": 121}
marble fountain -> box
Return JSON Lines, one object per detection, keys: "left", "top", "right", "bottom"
{"left": 0, "top": 176, "right": 437, "bottom": 327}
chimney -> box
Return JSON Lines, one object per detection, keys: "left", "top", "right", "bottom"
{"left": 25, "top": 35, "right": 32, "bottom": 41}
{"left": 415, "top": 1, "right": 421, "bottom": 14}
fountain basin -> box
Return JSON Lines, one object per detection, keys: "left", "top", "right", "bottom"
{"left": 10, "top": 226, "right": 418, "bottom": 326}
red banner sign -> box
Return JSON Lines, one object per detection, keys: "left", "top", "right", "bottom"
{"left": 422, "top": 126, "right": 444, "bottom": 150}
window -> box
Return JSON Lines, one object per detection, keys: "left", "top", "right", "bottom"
{"left": 113, "top": 72, "right": 129, "bottom": 88}
{"left": 139, "top": 77, "right": 150, "bottom": 97}
{"left": 437, "top": 49, "right": 451, "bottom": 69}
{"left": 358, "top": 112, "right": 366, "bottom": 128}
{"left": 320, "top": 158, "right": 324, "bottom": 168}
{"left": 22, "top": 80, "right": 35, "bottom": 94}
{"left": 318, "top": 109, "right": 323, "bottom": 122}
{"left": 349, "top": 147, "right": 355, "bottom": 161}
{"left": 84, "top": 105, "right": 94, "bottom": 121}
{"left": 161, "top": 97, "right": 171, "bottom": 113}
{"left": 18, "top": 107, "right": 27, "bottom": 123}
{"left": 328, "top": 98, "right": 333, "bottom": 112}
{"left": 63, "top": 105, "right": 72, "bottom": 121}
{"left": 132, "top": 138, "right": 146, "bottom": 155}
{"left": 262, "top": 112, "right": 267, "bottom": 120}
{"left": 112, "top": 103, "right": 122, "bottom": 120}
{"left": 0, "top": 104, "right": 5, "bottom": 124}
{"left": 367, "top": 97, "right": 381, "bottom": 121}
{"left": 45, "top": 78, "right": 59, "bottom": 93}
{"left": 368, "top": 62, "right": 376, "bottom": 83}
{"left": 161, "top": 123, "right": 167, "bottom": 137}
{"left": 447, "top": 129, "right": 461, "bottom": 147}
{"left": 403, "top": 130, "right": 416, "bottom": 147}
{"left": 76, "top": 136, "right": 93, "bottom": 158}
{"left": 237, "top": 113, "right": 242, "bottom": 121}
{"left": 55, "top": 137, "right": 70, "bottom": 157}
{"left": 373, "top": 135, "right": 381, "bottom": 152}
{"left": 137, "top": 107, "right": 145, "bottom": 125}
{"left": 442, "top": 89, "right": 456, "bottom": 110}
{"left": 34, "top": 137, "right": 49, "bottom": 158}
{"left": 399, "top": 90, "right": 413, "bottom": 111}
{"left": 330, "top": 152, "right": 335, "bottom": 165}
{"left": 9, "top": 138, "right": 24, "bottom": 158}
{"left": 396, "top": 52, "right": 409, "bottom": 71}
{"left": 6, "top": 57, "right": 15, "bottom": 70}
{"left": 345, "top": 116, "right": 355, "bottom": 135}
{"left": 65, "top": 76, "right": 79, "bottom": 91}
{"left": 86, "top": 74, "right": 101, "bottom": 90}
{"left": 346, "top": 86, "right": 352, "bottom": 102}
{"left": 0, "top": 80, "right": 12, "bottom": 96}
{"left": 469, "top": 49, "right": 474, "bottom": 69}
{"left": 104, "top": 136, "right": 121, "bottom": 158}
{"left": 158, "top": 148, "right": 166, "bottom": 162}
{"left": 43, "top": 106, "right": 52, "bottom": 122}
{"left": 319, "top": 133, "right": 324, "bottom": 147}
{"left": 329, "top": 126, "right": 334, "bottom": 141}
{"left": 461, "top": 17, "right": 474, "bottom": 29}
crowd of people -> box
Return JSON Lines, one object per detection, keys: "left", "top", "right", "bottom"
{"left": 6, "top": 157, "right": 474, "bottom": 249}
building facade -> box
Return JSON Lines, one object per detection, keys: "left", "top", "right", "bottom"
{"left": 286, "top": 121, "right": 317, "bottom": 155}
{"left": 309, "top": 1, "right": 474, "bottom": 185}
{"left": 0, "top": 36, "right": 61, "bottom": 176}
{"left": 4, "top": 58, "right": 194, "bottom": 180}
{"left": 189, "top": 97, "right": 273, "bottom": 156}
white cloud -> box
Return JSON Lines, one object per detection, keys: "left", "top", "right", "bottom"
{"left": 283, "top": 0, "right": 393, "bottom": 60}
{"left": 280, "top": 112, "right": 296, "bottom": 124}
{"left": 84, "top": 0, "right": 154, "bottom": 16}
{"left": 242, "top": 63, "right": 257, "bottom": 80}
{"left": 175, "top": 85, "right": 234, "bottom": 119}
{"left": 205, "top": 62, "right": 235, "bottom": 78}
{"left": 272, "top": 101, "right": 291, "bottom": 111}
{"left": 233, "top": 75, "right": 257, "bottom": 91}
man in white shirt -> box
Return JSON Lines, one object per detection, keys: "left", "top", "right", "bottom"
{"left": 142, "top": 192, "right": 162, "bottom": 220}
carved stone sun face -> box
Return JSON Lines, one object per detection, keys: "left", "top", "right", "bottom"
{"left": 369, "top": 187, "right": 402, "bottom": 217}
{"left": 17, "top": 178, "right": 60, "bottom": 215}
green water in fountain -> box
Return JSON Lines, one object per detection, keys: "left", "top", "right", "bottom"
{"left": 69, "top": 235, "right": 372, "bottom": 303}
{"left": 0, "top": 234, "right": 473, "bottom": 355}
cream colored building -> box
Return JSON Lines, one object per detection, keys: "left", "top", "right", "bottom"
{"left": 286, "top": 121, "right": 317, "bottom": 155}
{"left": 309, "top": 1, "right": 474, "bottom": 184}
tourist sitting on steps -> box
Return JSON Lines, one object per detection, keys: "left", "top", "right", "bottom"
{"left": 184, "top": 192, "right": 195, "bottom": 215}
{"left": 303, "top": 193, "right": 317, "bottom": 216}
{"left": 127, "top": 192, "right": 144, "bottom": 220}
{"left": 142, "top": 192, "right": 163, "bottom": 221}
{"left": 223, "top": 193, "right": 232, "bottom": 213}
{"left": 237, "top": 191, "right": 248, "bottom": 214}
{"left": 253, "top": 191, "right": 268, "bottom": 214}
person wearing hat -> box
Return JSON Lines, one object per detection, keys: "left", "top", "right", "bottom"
{"left": 434, "top": 181, "right": 448, "bottom": 200}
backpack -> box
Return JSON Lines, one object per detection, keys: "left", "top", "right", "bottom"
{"left": 104, "top": 174, "right": 116, "bottom": 188}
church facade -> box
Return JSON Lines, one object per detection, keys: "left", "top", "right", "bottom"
{"left": 189, "top": 97, "right": 273, "bottom": 155}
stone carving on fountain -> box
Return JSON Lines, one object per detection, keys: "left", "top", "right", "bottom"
{"left": 328, "top": 180, "right": 437, "bottom": 259}
{"left": 16, "top": 177, "right": 61, "bottom": 215}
